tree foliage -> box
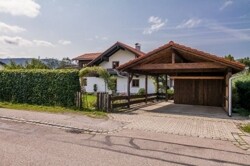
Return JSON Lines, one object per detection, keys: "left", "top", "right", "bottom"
{"left": 224, "top": 54, "right": 235, "bottom": 61}
{"left": 5, "top": 59, "right": 48, "bottom": 69}
{"left": 238, "top": 57, "right": 250, "bottom": 68}
{"left": 25, "top": 59, "right": 49, "bottom": 69}
{"left": 79, "top": 66, "right": 116, "bottom": 91}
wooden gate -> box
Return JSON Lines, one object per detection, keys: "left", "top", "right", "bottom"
{"left": 174, "top": 79, "right": 223, "bottom": 106}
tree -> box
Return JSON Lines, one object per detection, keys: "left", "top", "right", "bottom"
{"left": 4, "top": 60, "right": 24, "bottom": 69}
{"left": 45, "top": 59, "right": 60, "bottom": 69}
{"left": 58, "top": 57, "right": 73, "bottom": 69}
{"left": 225, "top": 54, "right": 235, "bottom": 61}
{"left": 25, "top": 59, "right": 49, "bottom": 69}
{"left": 79, "top": 66, "right": 116, "bottom": 92}
{"left": 238, "top": 57, "right": 250, "bottom": 68}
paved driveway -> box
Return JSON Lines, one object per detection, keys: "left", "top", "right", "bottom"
{"left": 110, "top": 102, "right": 249, "bottom": 142}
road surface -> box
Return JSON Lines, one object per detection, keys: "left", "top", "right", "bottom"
{"left": 0, "top": 119, "right": 249, "bottom": 166}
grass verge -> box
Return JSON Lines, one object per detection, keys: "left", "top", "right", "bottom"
{"left": 241, "top": 123, "right": 250, "bottom": 133}
{"left": 0, "top": 102, "right": 107, "bottom": 119}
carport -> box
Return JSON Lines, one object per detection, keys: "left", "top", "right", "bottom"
{"left": 117, "top": 41, "right": 245, "bottom": 115}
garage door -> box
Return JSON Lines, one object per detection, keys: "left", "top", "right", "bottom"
{"left": 174, "top": 79, "right": 223, "bottom": 106}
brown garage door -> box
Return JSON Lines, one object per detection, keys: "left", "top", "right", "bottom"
{"left": 174, "top": 79, "right": 223, "bottom": 106}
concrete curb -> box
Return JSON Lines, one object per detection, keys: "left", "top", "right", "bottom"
{"left": 0, "top": 115, "right": 123, "bottom": 134}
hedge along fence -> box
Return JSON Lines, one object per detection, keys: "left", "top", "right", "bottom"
{"left": 0, "top": 69, "right": 80, "bottom": 108}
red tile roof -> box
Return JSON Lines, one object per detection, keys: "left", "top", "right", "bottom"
{"left": 87, "top": 41, "right": 145, "bottom": 66}
{"left": 116, "top": 41, "right": 145, "bottom": 57}
{"left": 118, "top": 41, "right": 245, "bottom": 71}
{"left": 72, "top": 52, "right": 102, "bottom": 60}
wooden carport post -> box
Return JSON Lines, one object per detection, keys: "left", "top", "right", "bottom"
{"left": 156, "top": 75, "right": 159, "bottom": 101}
{"left": 127, "top": 73, "right": 134, "bottom": 108}
{"left": 165, "top": 74, "right": 168, "bottom": 101}
{"left": 145, "top": 75, "right": 148, "bottom": 104}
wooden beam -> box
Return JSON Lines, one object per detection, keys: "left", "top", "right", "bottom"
{"left": 132, "top": 62, "right": 226, "bottom": 70}
{"left": 170, "top": 76, "right": 224, "bottom": 80}
{"left": 172, "top": 52, "right": 175, "bottom": 64}
{"left": 165, "top": 74, "right": 168, "bottom": 101}
{"left": 127, "top": 73, "right": 134, "bottom": 108}
{"left": 156, "top": 75, "right": 159, "bottom": 101}
{"left": 145, "top": 75, "right": 148, "bottom": 104}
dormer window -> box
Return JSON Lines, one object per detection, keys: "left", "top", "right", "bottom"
{"left": 112, "top": 61, "right": 119, "bottom": 69}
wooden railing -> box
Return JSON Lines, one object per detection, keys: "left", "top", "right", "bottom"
{"left": 96, "top": 92, "right": 166, "bottom": 112}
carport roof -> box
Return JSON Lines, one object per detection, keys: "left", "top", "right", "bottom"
{"left": 118, "top": 41, "right": 245, "bottom": 74}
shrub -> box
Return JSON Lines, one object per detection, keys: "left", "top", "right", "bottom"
{"left": 167, "top": 89, "right": 174, "bottom": 95}
{"left": 235, "top": 80, "right": 250, "bottom": 111}
{"left": 137, "top": 88, "right": 145, "bottom": 95}
{"left": 0, "top": 69, "right": 80, "bottom": 107}
{"left": 93, "top": 84, "right": 97, "bottom": 92}
{"left": 167, "top": 89, "right": 174, "bottom": 100}
{"left": 233, "top": 108, "right": 250, "bottom": 117}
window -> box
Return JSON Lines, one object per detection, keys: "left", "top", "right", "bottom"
{"left": 112, "top": 61, "right": 119, "bottom": 69}
{"left": 132, "top": 79, "right": 139, "bottom": 87}
{"left": 82, "top": 78, "right": 87, "bottom": 86}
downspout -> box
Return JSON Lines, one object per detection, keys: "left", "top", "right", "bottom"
{"left": 228, "top": 67, "right": 249, "bottom": 117}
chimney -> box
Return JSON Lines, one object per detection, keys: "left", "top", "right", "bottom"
{"left": 135, "top": 43, "right": 141, "bottom": 51}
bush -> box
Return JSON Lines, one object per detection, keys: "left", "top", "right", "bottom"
{"left": 167, "top": 89, "right": 174, "bottom": 100}
{"left": 233, "top": 108, "right": 250, "bottom": 117}
{"left": 0, "top": 69, "right": 80, "bottom": 107}
{"left": 167, "top": 89, "right": 174, "bottom": 95}
{"left": 93, "top": 84, "right": 97, "bottom": 92}
{"left": 235, "top": 80, "right": 250, "bottom": 111}
{"left": 137, "top": 88, "right": 145, "bottom": 95}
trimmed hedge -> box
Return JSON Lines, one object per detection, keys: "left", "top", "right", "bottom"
{"left": 0, "top": 69, "right": 80, "bottom": 107}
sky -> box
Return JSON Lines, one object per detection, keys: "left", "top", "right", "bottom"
{"left": 0, "top": 0, "right": 250, "bottom": 59}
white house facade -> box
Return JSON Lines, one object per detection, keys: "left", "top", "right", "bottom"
{"left": 74, "top": 42, "right": 157, "bottom": 94}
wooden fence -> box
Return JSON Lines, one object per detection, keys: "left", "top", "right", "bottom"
{"left": 96, "top": 92, "right": 166, "bottom": 112}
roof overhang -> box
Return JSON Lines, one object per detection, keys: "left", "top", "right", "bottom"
{"left": 118, "top": 41, "right": 245, "bottom": 75}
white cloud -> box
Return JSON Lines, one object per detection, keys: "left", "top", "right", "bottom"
{"left": 176, "top": 18, "right": 202, "bottom": 29}
{"left": 0, "top": 36, "right": 32, "bottom": 46}
{"left": 58, "top": 40, "right": 72, "bottom": 45}
{"left": 209, "top": 24, "right": 250, "bottom": 41}
{"left": 143, "top": 16, "right": 166, "bottom": 35}
{"left": 0, "top": 0, "right": 40, "bottom": 18}
{"left": 220, "top": 0, "right": 233, "bottom": 11}
{"left": 0, "top": 36, "right": 55, "bottom": 47}
{"left": 0, "top": 21, "right": 26, "bottom": 33}
{"left": 95, "top": 35, "right": 109, "bottom": 41}
{"left": 33, "top": 40, "right": 55, "bottom": 47}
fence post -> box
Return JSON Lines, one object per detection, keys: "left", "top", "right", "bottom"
{"left": 96, "top": 92, "right": 100, "bottom": 110}
{"left": 107, "top": 94, "right": 112, "bottom": 112}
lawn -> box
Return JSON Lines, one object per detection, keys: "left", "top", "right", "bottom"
{"left": 0, "top": 98, "right": 107, "bottom": 119}
{"left": 241, "top": 124, "right": 250, "bottom": 133}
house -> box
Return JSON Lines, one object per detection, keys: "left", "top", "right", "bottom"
{"left": 73, "top": 53, "right": 101, "bottom": 68}
{"left": 118, "top": 41, "right": 245, "bottom": 115}
{"left": 0, "top": 61, "right": 5, "bottom": 70}
{"left": 73, "top": 42, "right": 158, "bottom": 94}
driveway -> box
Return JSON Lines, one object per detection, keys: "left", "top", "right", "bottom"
{"left": 110, "top": 102, "right": 250, "bottom": 143}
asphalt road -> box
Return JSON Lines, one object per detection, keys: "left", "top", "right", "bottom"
{"left": 0, "top": 119, "right": 249, "bottom": 166}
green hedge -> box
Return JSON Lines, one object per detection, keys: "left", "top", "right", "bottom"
{"left": 0, "top": 69, "right": 80, "bottom": 107}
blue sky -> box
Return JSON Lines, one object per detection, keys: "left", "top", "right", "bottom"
{"left": 0, "top": 0, "right": 249, "bottom": 59}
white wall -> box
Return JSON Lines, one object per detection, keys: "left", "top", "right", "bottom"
{"left": 99, "top": 49, "right": 136, "bottom": 69}
{"left": 85, "top": 75, "right": 155, "bottom": 94}
{"left": 84, "top": 77, "right": 107, "bottom": 92}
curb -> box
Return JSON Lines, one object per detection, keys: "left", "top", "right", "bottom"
{"left": 0, "top": 115, "right": 122, "bottom": 134}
